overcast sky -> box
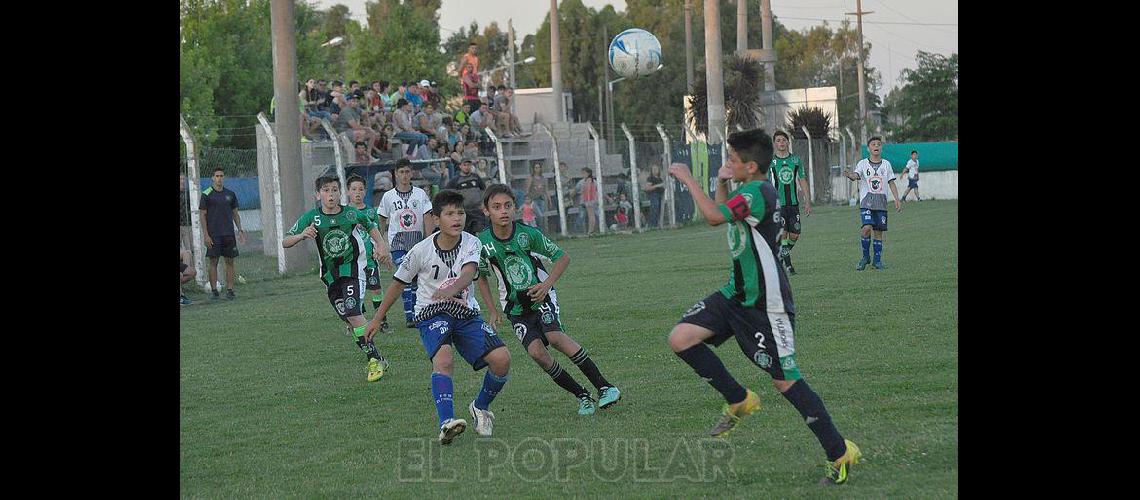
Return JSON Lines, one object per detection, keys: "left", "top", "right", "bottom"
{"left": 309, "top": 0, "right": 958, "bottom": 98}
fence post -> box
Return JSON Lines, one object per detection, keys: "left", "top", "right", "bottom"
{"left": 180, "top": 115, "right": 208, "bottom": 289}
{"left": 319, "top": 118, "right": 348, "bottom": 205}
{"left": 538, "top": 123, "right": 568, "bottom": 236}
{"left": 800, "top": 126, "right": 816, "bottom": 204}
{"left": 585, "top": 122, "right": 606, "bottom": 234}
{"left": 256, "top": 112, "right": 288, "bottom": 275}
{"left": 620, "top": 123, "right": 642, "bottom": 232}
{"left": 655, "top": 124, "right": 674, "bottom": 228}
{"left": 845, "top": 127, "right": 858, "bottom": 205}
{"left": 484, "top": 128, "right": 508, "bottom": 185}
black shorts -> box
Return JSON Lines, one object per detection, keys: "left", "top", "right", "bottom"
{"left": 365, "top": 266, "right": 382, "bottom": 291}
{"left": 779, "top": 205, "right": 802, "bottom": 234}
{"left": 507, "top": 297, "right": 564, "bottom": 349}
{"left": 677, "top": 292, "right": 802, "bottom": 381}
{"left": 326, "top": 276, "right": 367, "bottom": 321}
{"left": 206, "top": 235, "right": 239, "bottom": 259}
{"left": 180, "top": 261, "right": 188, "bottom": 274}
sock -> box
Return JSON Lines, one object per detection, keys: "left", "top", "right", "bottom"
{"left": 545, "top": 361, "right": 590, "bottom": 399}
{"left": 474, "top": 370, "right": 509, "bottom": 410}
{"left": 780, "top": 239, "right": 790, "bottom": 258}
{"left": 860, "top": 237, "right": 871, "bottom": 260}
{"left": 676, "top": 344, "right": 747, "bottom": 404}
{"left": 787, "top": 238, "right": 796, "bottom": 251}
{"left": 569, "top": 348, "right": 612, "bottom": 391}
{"left": 873, "top": 239, "right": 883, "bottom": 264}
{"left": 402, "top": 284, "right": 417, "bottom": 322}
{"left": 430, "top": 373, "right": 456, "bottom": 425}
{"left": 781, "top": 380, "right": 847, "bottom": 461}
{"left": 351, "top": 325, "right": 382, "bottom": 361}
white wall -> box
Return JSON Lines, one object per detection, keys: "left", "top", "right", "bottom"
{"left": 829, "top": 169, "right": 958, "bottom": 203}
{"left": 513, "top": 88, "right": 558, "bottom": 126}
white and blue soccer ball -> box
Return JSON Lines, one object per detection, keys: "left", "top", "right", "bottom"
{"left": 608, "top": 28, "right": 663, "bottom": 78}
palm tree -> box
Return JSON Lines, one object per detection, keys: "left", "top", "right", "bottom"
{"left": 685, "top": 55, "right": 764, "bottom": 138}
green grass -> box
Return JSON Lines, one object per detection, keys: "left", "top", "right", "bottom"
{"left": 181, "top": 200, "right": 958, "bottom": 497}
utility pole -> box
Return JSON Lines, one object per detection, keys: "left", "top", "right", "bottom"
{"left": 737, "top": 0, "right": 747, "bottom": 54}
{"left": 508, "top": 19, "right": 516, "bottom": 89}
{"left": 760, "top": 0, "right": 775, "bottom": 92}
{"left": 685, "top": 0, "right": 694, "bottom": 92}
{"left": 704, "top": 0, "right": 725, "bottom": 143}
{"left": 604, "top": 25, "right": 615, "bottom": 148}
{"left": 550, "top": 0, "right": 563, "bottom": 122}
{"left": 269, "top": 0, "right": 306, "bottom": 271}
{"left": 846, "top": 0, "right": 873, "bottom": 143}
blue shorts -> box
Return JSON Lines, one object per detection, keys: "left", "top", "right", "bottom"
{"left": 907, "top": 178, "right": 919, "bottom": 189}
{"left": 860, "top": 209, "right": 888, "bottom": 231}
{"left": 418, "top": 314, "right": 506, "bottom": 371}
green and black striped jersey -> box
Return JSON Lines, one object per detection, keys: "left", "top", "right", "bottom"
{"left": 716, "top": 180, "right": 796, "bottom": 313}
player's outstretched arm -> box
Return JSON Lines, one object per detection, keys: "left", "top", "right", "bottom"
{"left": 668, "top": 163, "right": 727, "bottom": 226}
{"left": 366, "top": 281, "right": 406, "bottom": 341}
{"left": 282, "top": 224, "right": 317, "bottom": 248}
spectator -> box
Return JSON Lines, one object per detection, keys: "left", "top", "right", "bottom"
{"left": 329, "top": 80, "right": 346, "bottom": 115}
{"left": 476, "top": 158, "right": 492, "bottom": 180}
{"left": 353, "top": 141, "right": 373, "bottom": 164}
{"left": 405, "top": 82, "right": 424, "bottom": 109}
{"left": 348, "top": 80, "right": 362, "bottom": 97}
{"left": 446, "top": 159, "right": 488, "bottom": 234}
{"left": 392, "top": 98, "right": 428, "bottom": 156}
{"left": 410, "top": 136, "right": 444, "bottom": 187}
{"left": 614, "top": 192, "right": 632, "bottom": 230}
{"left": 524, "top": 162, "right": 552, "bottom": 234}
{"left": 493, "top": 93, "right": 524, "bottom": 138}
{"left": 377, "top": 80, "right": 394, "bottom": 112}
{"left": 454, "top": 102, "right": 472, "bottom": 127}
{"left": 459, "top": 124, "right": 475, "bottom": 143}
{"left": 571, "top": 167, "right": 600, "bottom": 234}
{"left": 414, "top": 101, "right": 439, "bottom": 136}
{"left": 461, "top": 64, "right": 481, "bottom": 111}
{"left": 335, "top": 94, "right": 378, "bottom": 146}
{"left": 522, "top": 198, "right": 537, "bottom": 227}
{"left": 470, "top": 101, "right": 495, "bottom": 139}
{"left": 181, "top": 173, "right": 194, "bottom": 252}
{"left": 444, "top": 116, "right": 461, "bottom": 149}
{"left": 461, "top": 42, "right": 480, "bottom": 75}
{"left": 314, "top": 79, "right": 331, "bottom": 114}
{"left": 180, "top": 248, "right": 196, "bottom": 306}
{"left": 460, "top": 140, "right": 480, "bottom": 164}
{"left": 389, "top": 82, "right": 407, "bottom": 106}
{"left": 645, "top": 164, "right": 666, "bottom": 228}
{"left": 199, "top": 167, "right": 246, "bottom": 300}
{"left": 301, "top": 79, "right": 331, "bottom": 121}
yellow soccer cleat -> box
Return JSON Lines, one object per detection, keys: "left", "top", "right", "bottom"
{"left": 821, "top": 439, "right": 862, "bottom": 485}
{"left": 709, "top": 389, "right": 761, "bottom": 437}
{"left": 367, "top": 358, "right": 388, "bottom": 382}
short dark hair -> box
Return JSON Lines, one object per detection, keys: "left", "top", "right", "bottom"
{"left": 397, "top": 98, "right": 409, "bottom": 108}
{"left": 332, "top": 80, "right": 343, "bottom": 87}
{"left": 773, "top": 130, "right": 789, "bottom": 141}
{"left": 354, "top": 141, "right": 367, "bottom": 148}
{"left": 911, "top": 150, "right": 918, "bottom": 155}
{"left": 349, "top": 80, "right": 360, "bottom": 87}
{"left": 497, "top": 85, "right": 506, "bottom": 91}
{"left": 868, "top": 136, "right": 882, "bottom": 145}
{"left": 395, "top": 158, "right": 412, "bottom": 171}
{"left": 314, "top": 174, "right": 340, "bottom": 191}
{"left": 212, "top": 167, "right": 225, "bottom": 175}
{"left": 431, "top": 189, "right": 466, "bottom": 216}
{"left": 346, "top": 174, "right": 367, "bottom": 189}
{"left": 727, "top": 128, "right": 774, "bottom": 174}
{"left": 469, "top": 42, "right": 477, "bottom": 47}
{"left": 581, "top": 167, "right": 593, "bottom": 178}
{"left": 378, "top": 80, "right": 388, "bottom": 88}
{"left": 482, "top": 183, "right": 515, "bottom": 208}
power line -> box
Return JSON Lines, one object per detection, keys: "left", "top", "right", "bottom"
{"left": 777, "top": 15, "right": 957, "bottom": 27}
{"left": 868, "top": 0, "right": 959, "bottom": 36}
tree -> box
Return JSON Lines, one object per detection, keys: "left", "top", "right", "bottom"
{"left": 785, "top": 106, "right": 833, "bottom": 140}
{"left": 884, "top": 51, "right": 957, "bottom": 141}
{"left": 686, "top": 55, "right": 764, "bottom": 138}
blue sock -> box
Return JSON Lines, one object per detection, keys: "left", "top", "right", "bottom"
{"left": 430, "top": 373, "right": 455, "bottom": 426}
{"left": 873, "top": 239, "right": 883, "bottom": 263}
{"left": 474, "top": 370, "right": 509, "bottom": 410}
{"left": 402, "top": 284, "right": 416, "bottom": 322}
{"left": 860, "top": 237, "right": 871, "bottom": 259}
{"left": 781, "top": 380, "right": 847, "bottom": 461}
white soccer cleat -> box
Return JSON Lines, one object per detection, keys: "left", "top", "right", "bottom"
{"left": 469, "top": 400, "right": 495, "bottom": 437}
{"left": 438, "top": 418, "right": 467, "bottom": 445}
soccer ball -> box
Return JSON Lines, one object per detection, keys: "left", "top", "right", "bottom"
{"left": 608, "top": 28, "right": 663, "bottom": 78}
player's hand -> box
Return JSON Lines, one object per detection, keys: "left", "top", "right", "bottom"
{"left": 668, "top": 163, "right": 693, "bottom": 180}
{"left": 364, "top": 319, "right": 379, "bottom": 342}
{"left": 527, "top": 281, "right": 552, "bottom": 303}
{"left": 204, "top": 235, "right": 213, "bottom": 248}
{"left": 375, "top": 250, "right": 393, "bottom": 270}
{"left": 803, "top": 204, "right": 812, "bottom": 216}
{"left": 895, "top": 199, "right": 902, "bottom": 212}
{"left": 488, "top": 310, "right": 504, "bottom": 329}
{"left": 237, "top": 231, "right": 247, "bottom": 245}
{"left": 301, "top": 224, "right": 318, "bottom": 240}
{"left": 716, "top": 165, "right": 734, "bottom": 181}
{"left": 432, "top": 287, "right": 456, "bottom": 301}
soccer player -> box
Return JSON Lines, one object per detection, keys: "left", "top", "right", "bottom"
{"left": 366, "top": 190, "right": 511, "bottom": 444}
{"left": 476, "top": 184, "right": 621, "bottom": 415}
{"left": 180, "top": 248, "right": 196, "bottom": 306}
{"left": 346, "top": 174, "right": 391, "bottom": 334}
{"left": 282, "top": 175, "right": 394, "bottom": 382}
{"left": 666, "top": 128, "right": 862, "bottom": 485}
{"left": 901, "top": 150, "right": 921, "bottom": 201}
{"left": 843, "top": 136, "right": 902, "bottom": 270}
{"left": 377, "top": 159, "right": 437, "bottom": 328}
{"left": 770, "top": 130, "right": 811, "bottom": 275}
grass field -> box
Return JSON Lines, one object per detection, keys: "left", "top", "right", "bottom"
{"left": 180, "top": 200, "right": 958, "bottom": 497}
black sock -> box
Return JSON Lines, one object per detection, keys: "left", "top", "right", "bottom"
{"left": 545, "top": 361, "right": 590, "bottom": 399}
{"left": 781, "top": 380, "right": 846, "bottom": 461}
{"left": 676, "top": 344, "right": 747, "bottom": 404}
{"left": 569, "top": 348, "right": 612, "bottom": 391}
{"left": 354, "top": 337, "right": 382, "bottom": 361}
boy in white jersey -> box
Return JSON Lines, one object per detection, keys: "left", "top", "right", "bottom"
{"left": 843, "top": 136, "right": 902, "bottom": 270}
{"left": 365, "top": 190, "right": 511, "bottom": 444}
{"left": 377, "top": 158, "right": 437, "bottom": 328}
{"left": 901, "top": 150, "right": 921, "bottom": 201}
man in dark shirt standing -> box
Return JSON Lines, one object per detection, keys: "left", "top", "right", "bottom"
{"left": 446, "top": 159, "right": 488, "bottom": 234}
{"left": 180, "top": 173, "right": 192, "bottom": 252}
{"left": 200, "top": 167, "right": 246, "bottom": 300}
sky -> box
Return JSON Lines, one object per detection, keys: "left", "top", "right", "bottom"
{"left": 308, "top": 0, "right": 958, "bottom": 98}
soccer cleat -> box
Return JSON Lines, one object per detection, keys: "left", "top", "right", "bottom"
{"left": 821, "top": 439, "right": 862, "bottom": 485}
{"left": 380, "top": 320, "right": 393, "bottom": 334}
{"left": 598, "top": 386, "right": 622, "bottom": 409}
{"left": 469, "top": 400, "right": 495, "bottom": 436}
{"left": 226, "top": 289, "right": 236, "bottom": 301}
{"left": 578, "top": 396, "right": 597, "bottom": 415}
{"left": 872, "top": 261, "right": 884, "bottom": 270}
{"left": 856, "top": 257, "right": 869, "bottom": 271}
{"left": 709, "top": 389, "right": 761, "bottom": 437}
{"left": 180, "top": 294, "right": 193, "bottom": 306}
{"left": 438, "top": 418, "right": 467, "bottom": 445}
{"left": 366, "top": 358, "right": 388, "bottom": 382}
{"left": 406, "top": 321, "right": 417, "bottom": 329}
{"left": 211, "top": 290, "right": 220, "bottom": 300}
{"left": 785, "top": 262, "right": 797, "bottom": 275}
